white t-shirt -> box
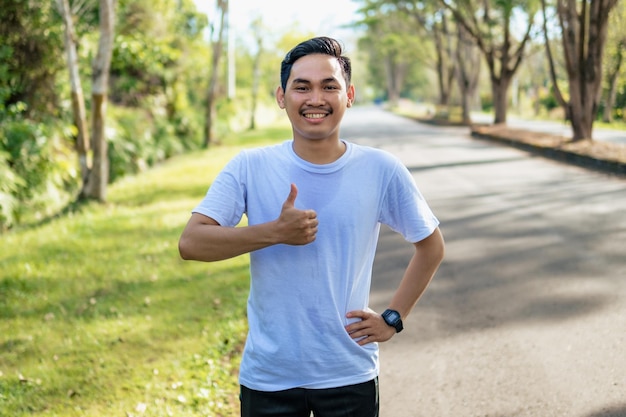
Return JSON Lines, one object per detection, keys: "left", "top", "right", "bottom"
{"left": 193, "top": 140, "right": 439, "bottom": 391}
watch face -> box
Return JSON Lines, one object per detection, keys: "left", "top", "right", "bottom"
{"left": 387, "top": 311, "right": 400, "bottom": 322}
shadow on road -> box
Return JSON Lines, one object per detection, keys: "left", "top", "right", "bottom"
{"left": 585, "top": 404, "right": 626, "bottom": 417}
{"left": 344, "top": 105, "right": 626, "bottom": 416}
{"left": 367, "top": 134, "right": 625, "bottom": 343}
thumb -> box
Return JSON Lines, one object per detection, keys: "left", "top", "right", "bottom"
{"left": 284, "top": 183, "right": 298, "bottom": 207}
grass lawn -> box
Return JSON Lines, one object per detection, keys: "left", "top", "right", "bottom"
{"left": 0, "top": 124, "right": 291, "bottom": 416}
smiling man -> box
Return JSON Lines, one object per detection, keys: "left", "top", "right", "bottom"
{"left": 178, "top": 37, "right": 445, "bottom": 417}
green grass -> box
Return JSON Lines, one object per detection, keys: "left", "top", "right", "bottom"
{"left": 0, "top": 124, "right": 292, "bottom": 416}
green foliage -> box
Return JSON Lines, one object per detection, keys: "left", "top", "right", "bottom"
{"left": 111, "top": 35, "right": 181, "bottom": 105}
{"left": 0, "top": 116, "right": 78, "bottom": 228}
{"left": 539, "top": 88, "right": 559, "bottom": 111}
{"left": 0, "top": 149, "right": 23, "bottom": 228}
{"left": 0, "top": 126, "right": 287, "bottom": 416}
{"left": 0, "top": 0, "right": 64, "bottom": 120}
{"left": 0, "top": 0, "right": 216, "bottom": 228}
{"left": 616, "top": 84, "right": 626, "bottom": 120}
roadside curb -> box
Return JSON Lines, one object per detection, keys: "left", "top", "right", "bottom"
{"left": 401, "top": 114, "right": 626, "bottom": 178}
{"left": 470, "top": 125, "right": 626, "bottom": 177}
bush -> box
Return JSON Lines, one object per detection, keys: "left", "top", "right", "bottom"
{"left": 107, "top": 105, "right": 195, "bottom": 183}
{"left": 0, "top": 149, "right": 23, "bottom": 229}
{"left": 0, "top": 115, "right": 79, "bottom": 228}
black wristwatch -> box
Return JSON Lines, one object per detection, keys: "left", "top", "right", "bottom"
{"left": 381, "top": 309, "right": 403, "bottom": 333}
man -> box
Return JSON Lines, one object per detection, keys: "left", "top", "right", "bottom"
{"left": 179, "top": 36, "right": 445, "bottom": 417}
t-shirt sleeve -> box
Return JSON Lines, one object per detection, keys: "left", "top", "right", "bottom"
{"left": 192, "top": 152, "right": 247, "bottom": 227}
{"left": 380, "top": 162, "right": 439, "bottom": 243}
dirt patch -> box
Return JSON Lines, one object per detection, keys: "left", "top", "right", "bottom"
{"left": 472, "top": 124, "right": 626, "bottom": 164}
{"left": 403, "top": 114, "right": 626, "bottom": 176}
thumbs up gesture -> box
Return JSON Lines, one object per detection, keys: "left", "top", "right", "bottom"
{"left": 276, "top": 184, "right": 318, "bottom": 245}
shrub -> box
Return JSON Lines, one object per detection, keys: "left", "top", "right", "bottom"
{"left": 0, "top": 116, "right": 79, "bottom": 228}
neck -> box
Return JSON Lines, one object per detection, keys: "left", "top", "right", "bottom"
{"left": 292, "top": 138, "right": 346, "bottom": 164}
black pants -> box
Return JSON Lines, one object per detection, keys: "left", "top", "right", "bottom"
{"left": 240, "top": 378, "right": 379, "bottom": 417}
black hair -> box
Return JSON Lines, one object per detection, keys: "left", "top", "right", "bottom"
{"left": 280, "top": 36, "right": 352, "bottom": 91}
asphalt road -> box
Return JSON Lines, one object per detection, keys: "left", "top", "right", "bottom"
{"left": 340, "top": 106, "right": 626, "bottom": 417}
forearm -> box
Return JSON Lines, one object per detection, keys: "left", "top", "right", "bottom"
{"left": 389, "top": 228, "right": 445, "bottom": 319}
{"left": 178, "top": 214, "right": 280, "bottom": 262}
{"left": 179, "top": 195, "right": 318, "bottom": 262}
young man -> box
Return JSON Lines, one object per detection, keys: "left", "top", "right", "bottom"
{"left": 179, "top": 37, "right": 445, "bottom": 417}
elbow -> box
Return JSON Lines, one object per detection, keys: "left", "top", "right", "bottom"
{"left": 434, "top": 228, "right": 446, "bottom": 263}
{"left": 418, "top": 227, "right": 445, "bottom": 265}
{"left": 178, "top": 237, "right": 195, "bottom": 261}
{"left": 435, "top": 239, "right": 445, "bottom": 265}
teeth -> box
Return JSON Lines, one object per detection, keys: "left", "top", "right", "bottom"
{"left": 305, "top": 114, "right": 326, "bottom": 119}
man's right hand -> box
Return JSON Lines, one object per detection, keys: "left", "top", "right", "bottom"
{"left": 179, "top": 183, "right": 318, "bottom": 262}
{"left": 275, "top": 184, "right": 318, "bottom": 245}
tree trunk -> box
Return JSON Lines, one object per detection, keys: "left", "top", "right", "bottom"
{"left": 384, "top": 55, "right": 403, "bottom": 106}
{"left": 431, "top": 12, "right": 455, "bottom": 107}
{"left": 541, "top": 0, "right": 569, "bottom": 118}
{"left": 492, "top": 76, "right": 511, "bottom": 124}
{"left": 401, "top": 5, "right": 456, "bottom": 109}
{"left": 434, "top": 32, "right": 450, "bottom": 106}
{"left": 56, "top": 0, "right": 90, "bottom": 186}
{"left": 249, "top": 54, "right": 260, "bottom": 130}
{"left": 602, "top": 42, "right": 623, "bottom": 123}
{"left": 84, "top": 0, "right": 116, "bottom": 201}
{"left": 443, "top": 1, "right": 533, "bottom": 126}
{"left": 203, "top": 0, "right": 228, "bottom": 148}
{"left": 556, "top": 0, "right": 618, "bottom": 141}
{"left": 384, "top": 58, "right": 397, "bottom": 105}
{"left": 249, "top": 18, "right": 263, "bottom": 131}
{"left": 456, "top": 25, "right": 481, "bottom": 124}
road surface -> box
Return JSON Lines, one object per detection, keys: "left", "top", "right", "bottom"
{"left": 341, "top": 106, "right": 626, "bottom": 417}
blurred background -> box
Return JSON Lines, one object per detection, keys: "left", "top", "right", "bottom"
{"left": 1, "top": 0, "right": 625, "bottom": 229}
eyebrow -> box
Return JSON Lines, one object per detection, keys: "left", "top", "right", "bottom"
{"left": 291, "top": 77, "right": 340, "bottom": 85}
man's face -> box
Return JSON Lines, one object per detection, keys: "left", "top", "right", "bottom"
{"left": 276, "top": 53, "right": 355, "bottom": 143}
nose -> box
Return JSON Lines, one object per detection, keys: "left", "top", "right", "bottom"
{"left": 306, "top": 88, "right": 325, "bottom": 106}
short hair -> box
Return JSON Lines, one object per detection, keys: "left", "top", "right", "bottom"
{"left": 280, "top": 36, "right": 352, "bottom": 91}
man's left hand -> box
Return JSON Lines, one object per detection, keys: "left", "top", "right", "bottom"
{"left": 345, "top": 309, "right": 397, "bottom": 346}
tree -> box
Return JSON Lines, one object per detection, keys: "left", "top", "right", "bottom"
{"left": 601, "top": 1, "right": 626, "bottom": 123}
{"left": 203, "top": 0, "right": 228, "bottom": 148}
{"left": 249, "top": 16, "right": 264, "bottom": 130}
{"left": 455, "top": 24, "right": 481, "bottom": 123}
{"left": 393, "top": 0, "right": 458, "bottom": 107}
{"left": 443, "top": 0, "right": 538, "bottom": 124}
{"left": 56, "top": 0, "right": 91, "bottom": 187}
{"left": 542, "top": 0, "right": 619, "bottom": 140}
{"left": 356, "top": 4, "right": 427, "bottom": 105}
{"left": 83, "top": 0, "right": 116, "bottom": 200}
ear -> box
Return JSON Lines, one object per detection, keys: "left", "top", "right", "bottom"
{"left": 346, "top": 84, "right": 356, "bottom": 108}
{"left": 276, "top": 86, "right": 286, "bottom": 109}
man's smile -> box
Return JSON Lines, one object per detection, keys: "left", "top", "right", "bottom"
{"left": 304, "top": 113, "right": 327, "bottom": 119}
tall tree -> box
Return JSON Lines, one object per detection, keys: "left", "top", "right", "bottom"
{"left": 56, "top": 0, "right": 92, "bottom": 187}
{"left": 542, "top": 0, "right": 619, "bottom": 140}
{"left": 443, "top": 0, "right": 537, "bottom": 124}
{"left": 83, "top": 0, "right": 116, "bottom": 200}
{"left": 357, "top": 4, "right": 426, "bottom": 105}
{"left": 601, "top": 1, "right": 626, "bottom": 123}
{"left": 393, "top": 0, "right": 457, "bottom": 107}
{"left": 203, "top": 0, "right": 228, "bottom": 148}
{"left": 455, "top": 24, "right": 481, "bottom": 123}
{"left": 249, "top": 16, "right": 264, "bottom": 130}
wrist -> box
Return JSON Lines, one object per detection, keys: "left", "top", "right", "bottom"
{"left": 381, "top": 309, "right": 404, "bottom": 333}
